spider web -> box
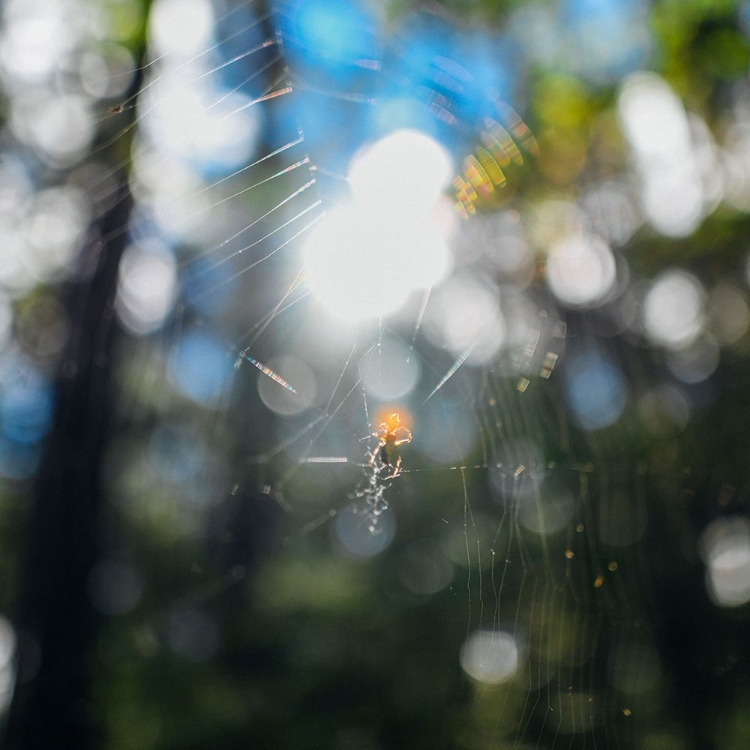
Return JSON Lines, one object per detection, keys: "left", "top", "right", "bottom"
{"left": 122, "top": 4, "right": 656, "bottom": 748}
{"left": 161, "top": 7, "right": 652, "bottom": 745}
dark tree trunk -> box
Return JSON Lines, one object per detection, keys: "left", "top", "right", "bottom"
{"left": 4, "top": 184, "right": 132, "bottom": 750}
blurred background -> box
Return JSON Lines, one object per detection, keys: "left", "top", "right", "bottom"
{"left": 1, "top": 0, "right": 750, "bottom": 748}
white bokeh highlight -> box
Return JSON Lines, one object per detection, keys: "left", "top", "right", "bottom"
{"left": 700, "top": 516, "right": 750, "bottom": 608}
{"left": 348, "top": 129, "right": 453, "bottom": 217}
{"left": 304, "top": 129, "right": 455, "bottom": 322}
{"left": 116, "top": 240, "right": 177, "bottom": 334}
{"left": 257, "top": 355, "right": 316, "bottom": 416}
{"left": 546, "top": 234, "right": 617, "bottom": 307}
{"left": 360, "top": 338, "right": 421, "bottom": 401}
{"left": 460, "top": 630, "right": 519, "bottom": 685}
{"left": 618, "top": 73, "right": 713, "bottom": 237}
{"left": 424, "top": 276, "right": 505, "bottom": 365}
{"left": 149, "top": 0, "right": 214, "bottom": 57}
{"left": 643, "top": 270, "right": 705, "bottom": 350}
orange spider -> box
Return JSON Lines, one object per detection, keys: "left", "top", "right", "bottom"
{"left": 370, "top": 413, "right": 412, "bottom": 478}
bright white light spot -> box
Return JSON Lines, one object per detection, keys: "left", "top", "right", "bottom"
{"left": 0, "top": 0, "right": 76, "bottom": 83}
{"left": 618, "top": 73, "right": 706, "bottom": 237}
{"left": 78, "top": 51, "right": 111, "bottom": 99}
{"left": 16, "top": 94, "right": 94, "bottom": 167}
{"left": 619, "top": 73, "right": 691, "bottom": 159}
{"left": 424, "top": 276, "right": 505, "bottom": 364}
{"left": 641, "top": 177, "right": 704, "bottom": 237}
{"left": 0, "top": 228, "right": 33, "bottom": 294}
{"left": 141, "top": 80, "right": 261, "bottom": 173}
{"left": 150, "top": 0, "right": 213, "bottom": 57}
{"left": 131, "top": 147, "right": 203, "bottom": 201}
{"left": 700, "top": 516, "right": 750, "bottom": 608}
{"left": 304, "top": 208, "right": 452, "bottom": 322}
{"left": 257, "top": 355, "right": 316, "bottom": 416}
{"left": 292, "top": 306, "right": 364, "bottom": 363}
{"left": 348, "top": 129, "right": 453, "bottom": 217}
{"left": 25, "top": 186, "right": 88, "bottom": 281}
{"left": 360, "top": 338, "right": 420, "bottom": 401}
{"left": 116, "top": 240, "right": 177, "bottom": 334}
{"left": 460, "top": 630, "right": 519, "bottom": 685}
{"left": 304, "top": 130, "right": 455, "bottom": 322}
{"left": 130, "top": 149, "right": 210, "bottom": 241}
{"left": 546, "top": 234, "right": 617, "bottom": 307}
{"left": 79, "top": 45, "right": 136, "bottom": 100}
{"left": 643, "top": 270, "right": 705, "bottom": 349}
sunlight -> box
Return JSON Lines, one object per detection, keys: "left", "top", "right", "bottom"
{"left": 303, "top": 129, "right": 454, "bottom": 322}
{"left": 347, "top": 129, "right": 454, "bottom": 217}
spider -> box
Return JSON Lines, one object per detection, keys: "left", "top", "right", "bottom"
{"left": 370, "top": 413, "right": 412, "bottom": 478}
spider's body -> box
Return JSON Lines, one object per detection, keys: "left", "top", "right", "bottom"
{"left": 371, "top": 413, "right": 412, "bottom": 478}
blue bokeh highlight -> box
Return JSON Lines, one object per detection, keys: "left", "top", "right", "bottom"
{"left": 168, "top": 329, "right": 235, "bottom": 405}
{"left": 0, "top": 355, "right": 54, "bottom": 480}
{"left": 273, "top": 1, "right": 523, "bottom": 177}
{"left": 564, "top": 348, "right": 627, "bottom": 430}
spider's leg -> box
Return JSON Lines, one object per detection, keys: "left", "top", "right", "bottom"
{"left": 370, "top": 438, "right": 386, "bottom": 467}
{"left": 392, "top": 426, "right": 412, "bottom": 442}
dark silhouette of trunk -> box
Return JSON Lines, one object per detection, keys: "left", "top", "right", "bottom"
{"left": 4, "top": 183, "right": 132, "bottom": 750}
